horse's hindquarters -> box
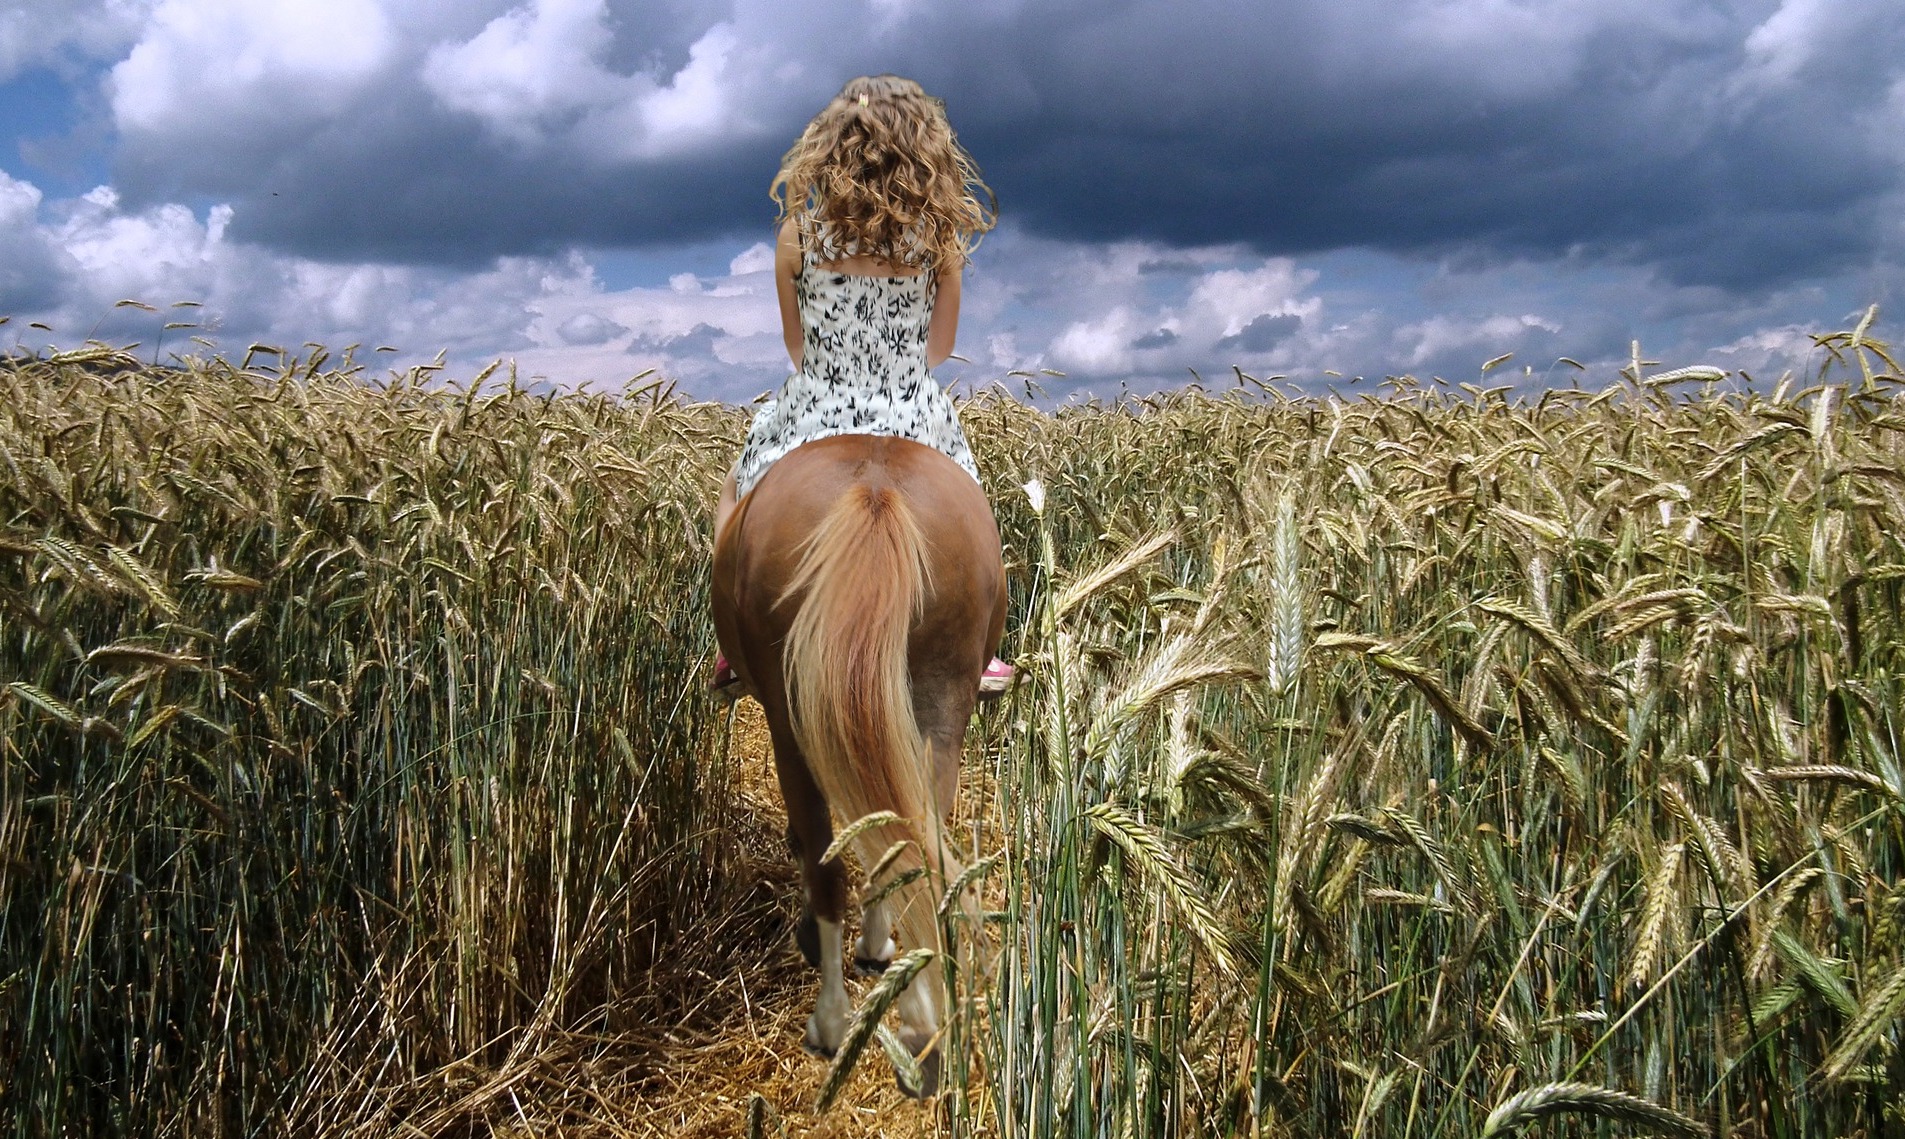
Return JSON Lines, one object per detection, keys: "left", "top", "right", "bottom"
{"left": 711, "top": 435, "right": 1003, "bottom": 1094}
{"left": 715, "top": 435, "right": 1004, "bottom": 705}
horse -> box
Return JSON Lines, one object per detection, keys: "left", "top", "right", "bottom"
{"left": 711, "top": 433, "right": 1006, "bottom": 1096}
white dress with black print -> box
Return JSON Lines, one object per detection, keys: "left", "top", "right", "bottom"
{"left": 732, "top": 247, "right": 980, "bottom": 497}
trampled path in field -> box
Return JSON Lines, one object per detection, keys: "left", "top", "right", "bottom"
{"left": 616, "top": 699, "right": 947, "bottom": 1138}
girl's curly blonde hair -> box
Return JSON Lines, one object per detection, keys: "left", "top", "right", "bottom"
{"left": 771, "top": 75, "right": 996, "bottom": 271}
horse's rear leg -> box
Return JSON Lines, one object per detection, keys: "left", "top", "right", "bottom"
{"left": 854, "top": 731, "right": 958, "bottom": 976}
{"left": 788, "top": 825, "right": 889, "bottom": 980}
{"left": 786, "top": 824, "right": 822, "bottom": 968}
{"left": 878, "top": 689, "right": 986, "bottom": 1094}
{"left": 803, "top": 907, "right": 850, "bottom": 1058}
{"left": 855, "top": 895, "right": 897, "bottom": 975}
{"left": 854, "top": 735, "right": 959, "bottom": 976}
{"left": 770, "top": 722, "right": 852, "bottom": 1057}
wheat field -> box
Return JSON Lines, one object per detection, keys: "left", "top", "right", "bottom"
{"left": 2, "top": 318, "right": 1902, "bottom": 1136}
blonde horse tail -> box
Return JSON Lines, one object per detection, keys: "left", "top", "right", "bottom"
{"left": 780, "top": 484, "right": 967, "bottom": 970}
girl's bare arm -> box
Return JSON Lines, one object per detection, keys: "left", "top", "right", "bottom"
{"left": 926, "top": 263, "right": 960, "bottom": 368}
{"left": 776, "top": 217, "right": 803, "bottom": 370}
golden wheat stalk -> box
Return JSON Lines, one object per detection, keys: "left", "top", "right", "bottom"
{"left": 1382, "top": 806, "right": 1475, "bottom": 916}
{"left": 1085, "top": 800, "right": 1236, "bottom": 975}
{"left": 937, "top": 852, "right": 1000, "bottom": 920}
{"left": 1481, "top": 1081, "right": 1707, "bottom": 1137}
{"left": 7, "top": 680, "right": 82, "bottom": 727}
{"left": 1325, "top": 813, "right": 1405, "bottom": 846}
{"left": 821, "top": 811, "right": 903, "bottom": 866}
{"left": 103, "top": 544, "right": 182, "bottom": 619}
{"left": 1535, "top": 746, "right": 1588, "bottom": 813}
{"left": 1821, "top": 957, "right": 1905, "bottom": 1081}
{"left": 1082, "top": 635, "right": 1259, "bottom": 760}
{"left": 1478, "top": 596, "right": 1597, "bottom": 682}
{"left": 1751, "top": 765, "right": 1901, "bottom": 801}
{"left": 1363, "top": 888, "right": 1454, "bottom": 913}
{"left": 1263, "top": 487, "right": 1305, "bottom": 697}
{"left": 1051, "top": 529, "right": 1176, "bottom": 623}
{"left": 1773, "top": 929, "right": 1858, "bottom": 1018}
{"left": 1747, "top": 866, "right": 1823, "bottom": 980}
{"left": 1276, "top": 745, "right": 1344, "bottom": 929}
{"left": 860, "top": 867, "right": 926, "bottom": 912}
{"left": 1318, "top": 631, "right": 1492, "bottom": 751}
{"left": 1629, "top": 842, "right": 1684, "bottom": 993}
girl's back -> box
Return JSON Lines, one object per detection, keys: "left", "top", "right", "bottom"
{"left": 733, "top": 248, "right": 972, "bottom": 495}
{"left": 795, "top": 246, "right": 933, "bottom": 391}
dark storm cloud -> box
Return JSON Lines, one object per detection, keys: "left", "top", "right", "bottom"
{"left": 1217, "top": 313, "right": 1300, "bottom": 354}
{"left": 110, "top": 74, "right": 774, "bottom": 266}
{"left": 99, "top": 0, "right": 1904, "bottom": 298}
{"left": 628, "top": 321, "right": 721, "bottom": 356}
{"left": 928, "top": 2, "right": 1901, "bottom": 290}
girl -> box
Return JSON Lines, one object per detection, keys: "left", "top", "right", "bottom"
{"left": 711, "top": 74, "right": 1012, "bottom": 700}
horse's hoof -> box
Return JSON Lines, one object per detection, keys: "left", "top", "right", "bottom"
{"left": 794, "top": 911, "right": 820, "bottom": 967}
{"left": 898, "top": 1046, "right": 941, "bottom": 1099}
{"left": 710, "top": 675, "right": 752, "bottom": 705}
{"left": 802, "top": 1020, "right": 839, "bottom": 1059}
{"left": 853, "top": 936, "right": 896, "bottom": 977}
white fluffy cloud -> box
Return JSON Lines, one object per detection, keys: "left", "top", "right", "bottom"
{"left": 1, "top": 169, "right": 549, "bottom": 372}
{"left": 0, "top": 166, "right": 786, "bottom": 393}
{"left": 0, "top": 167, "right": 40, "bottom": 224}
{"left": 110, "top": 0, "right": 394, "bottom": 135}
{"left": 1735, "top": 0, "right": 1841, "bottom": 94}
{"left": 421, "top": 1, "right": 762, "bottom": 159}
{"left": 0, "top": 169, "right": 61, "bottom": 310}
{"left": 1396, "top": 312, "right": 1562, "bottom": 371}
{"left": 1036, "top": 251, "right": 1323, "bottom": 379}
{"left": 0, "top": 165, "right": 1868, "bottom": 399}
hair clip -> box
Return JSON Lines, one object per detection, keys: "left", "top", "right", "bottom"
{"left": 857, "top": 93, "right": 869, "bottom": 108}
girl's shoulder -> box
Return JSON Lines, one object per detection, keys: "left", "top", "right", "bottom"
{"left": 795, "top": 215, "right": 943, "bottom": 279}
{"left": 776, "top": 215, "right": 806, "bottom": 276}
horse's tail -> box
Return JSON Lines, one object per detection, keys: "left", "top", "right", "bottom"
{"left": 781, "top": 483, "right": 967, "bottom": 964}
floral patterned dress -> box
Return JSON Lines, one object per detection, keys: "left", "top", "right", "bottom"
{"left": 732, "top": 246, "right": 980, "bottom": 497}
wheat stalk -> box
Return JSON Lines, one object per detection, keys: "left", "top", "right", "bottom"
{"left": 1481, "top": 1081, "right": 1707, "bottom": 1137}
{"left": 1085, "top": 800, "right": 1236, "bottom": 975}
{"left": 1821, "top": 956, "right": 1905, "bottom": 1081}
{"left": 1629, "top": 842, "right": 1684, "bottom": 993}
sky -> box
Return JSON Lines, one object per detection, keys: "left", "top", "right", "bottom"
{"left": 0, "top": 0, "right": 1901, "bottom": 402}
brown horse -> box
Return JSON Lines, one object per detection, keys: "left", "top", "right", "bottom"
{"left": 711, "top": 433, "right": 1006, "bottom": 1095}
